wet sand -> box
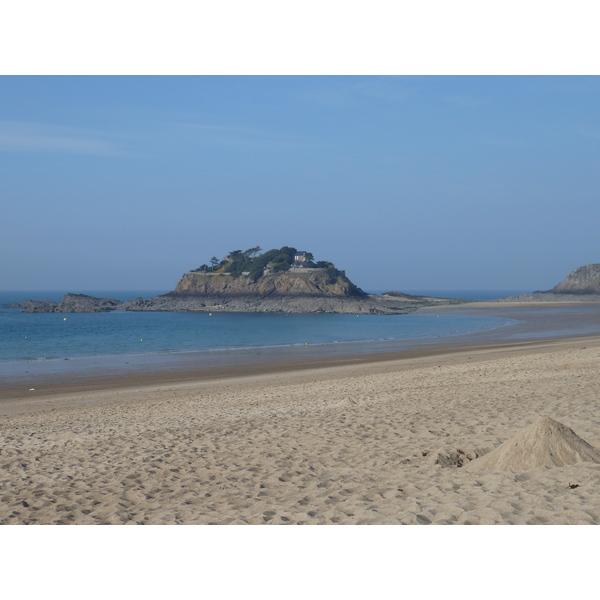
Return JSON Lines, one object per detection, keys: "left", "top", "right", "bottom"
{"left": 1, "top": 303, "right": 600, "bottom": 524}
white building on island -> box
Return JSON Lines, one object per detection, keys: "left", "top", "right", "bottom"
{"left": 292, "top": 251, "right": 309, "bottom": 267}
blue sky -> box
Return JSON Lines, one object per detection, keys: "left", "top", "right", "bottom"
{"left": 2, "top": 76, "right": 600, "bottom": 292}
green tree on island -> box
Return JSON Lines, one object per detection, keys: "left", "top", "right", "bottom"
{"left": 196, "top": 247, "right": 345, "bottom": 282}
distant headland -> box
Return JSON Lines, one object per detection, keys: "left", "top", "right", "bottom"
{"left": 10, "top": 246, "right": 462, "bottom": 314}
{"left": 500, "top": 264, "right": 600, "bottom": 302}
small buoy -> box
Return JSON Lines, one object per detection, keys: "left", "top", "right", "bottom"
{"left": 304, "top": 342, "right": 308, "bottom": 346}
{"left": 140, "top": 339, "right": 143, "bottom": 341}
{"left": 63, "top": 318, "right": 67, "bottom": 321}
{"left": 24, "top": 336, "right": 28, "bottom": 339}
{"left": 209, "top": 313, "right": 212, "bottom": 316}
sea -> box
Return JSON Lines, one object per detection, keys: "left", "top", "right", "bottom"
{"left": 0, "top": 289, "right": 527, "bottom": 368}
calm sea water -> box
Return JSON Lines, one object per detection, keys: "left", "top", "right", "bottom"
{"left": 0, "top": 289, "right": 525, "bottom": 364}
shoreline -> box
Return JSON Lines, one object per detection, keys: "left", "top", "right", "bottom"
{"left": 3, "top": 302, "right": 600, "bottom": 405}
{"left": 1, "top": 334, "right": 599, "bottom": 416}
{"left": 2, "top": 336, "right": 593, "bottom": 408}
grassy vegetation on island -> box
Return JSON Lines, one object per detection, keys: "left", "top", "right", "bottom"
{"left": 193, "top": 246, "right": 342, "bottom": 282}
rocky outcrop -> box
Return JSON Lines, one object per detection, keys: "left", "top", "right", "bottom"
{"left": 11, "top": 268, "right": 462, "bottom": 314}
{"left": 500, "top": 263, "right": 600, "bottom": 302}
{"left": 172, "top": 268, "right": 366, "bottom": 298}
{"left": 119, "top": 291, "right": 429, "bottom": 314}
{"left": 550, "top": 264, "right": 600, "bottom": 294}
{"left": 382, "top": 291, "right": 458, "bottom": 301}
{"left": 12, "top": 293, "right": 121, "bottom": 313}
{"left": 115, "top": 270, "right": 463, "bottom": 314}
{"left": 11, "top": 299, "right": 60, "bottom": 313}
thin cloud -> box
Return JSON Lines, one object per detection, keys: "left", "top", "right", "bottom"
{"left": 176, "top": 122, "right": 310, "bottom": 151}
{"left": 0, "top": 121, "right": 126, "bottom": 155}
{"left": 300, "top": 77, "right": 410, "bottom": 107}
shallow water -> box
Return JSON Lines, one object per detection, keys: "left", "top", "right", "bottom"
{"left": 3, "top": 301, "right": 600, "bottom": 388}
{"left": 0, "top": 307, "right": 516, "bottom": 362}
{"left": 0, "top": 289, "right": 524, "bottom": 385}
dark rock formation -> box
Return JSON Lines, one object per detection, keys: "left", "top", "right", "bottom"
{"left": 13, "top": 293, "right": 121, "bottom": 313}
{"left": 382, "top": 291, "right": 458, "bottom": 301}
{"left": 119, "top": 291, "right": 417, "bottom": 314}
{"left": 11, "top": 299, "right": 59, "bottom": 313}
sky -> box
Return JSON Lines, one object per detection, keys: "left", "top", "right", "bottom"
{"left": 2, "top": 75, "right": 600, "bottom": 293}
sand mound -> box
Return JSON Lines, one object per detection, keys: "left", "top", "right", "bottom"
{"left": 466, "top": 417, "right": 600, "bottom": 473}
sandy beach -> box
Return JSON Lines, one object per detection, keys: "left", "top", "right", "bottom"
{"left": 1, "top": 303, "right": 600, "bottom": 525}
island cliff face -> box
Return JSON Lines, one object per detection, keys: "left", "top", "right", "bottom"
{"left": 550, "top": 264, "right": 600, "bottom": 294}
{"left": 501, "top": 263, "right": 600, "bottom": 302}
{"left": 119, "top": 269, "right": 424, "bottom": 314}
{"left": 173, "top": 268, "right": 365, "bottom": 298}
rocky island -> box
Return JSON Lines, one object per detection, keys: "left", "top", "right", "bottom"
{"left": 11, "top": 293, "right": 121, "bottom": 313}
{"left": 501, "top": 263, "right": 600, "bottom": 302}
{"left": 11, "top": 246, "right": 461, "bottom": 314}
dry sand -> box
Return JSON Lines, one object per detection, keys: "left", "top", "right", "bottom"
{"left": 2, "top": 333, "right": 600, "bottom": 525}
